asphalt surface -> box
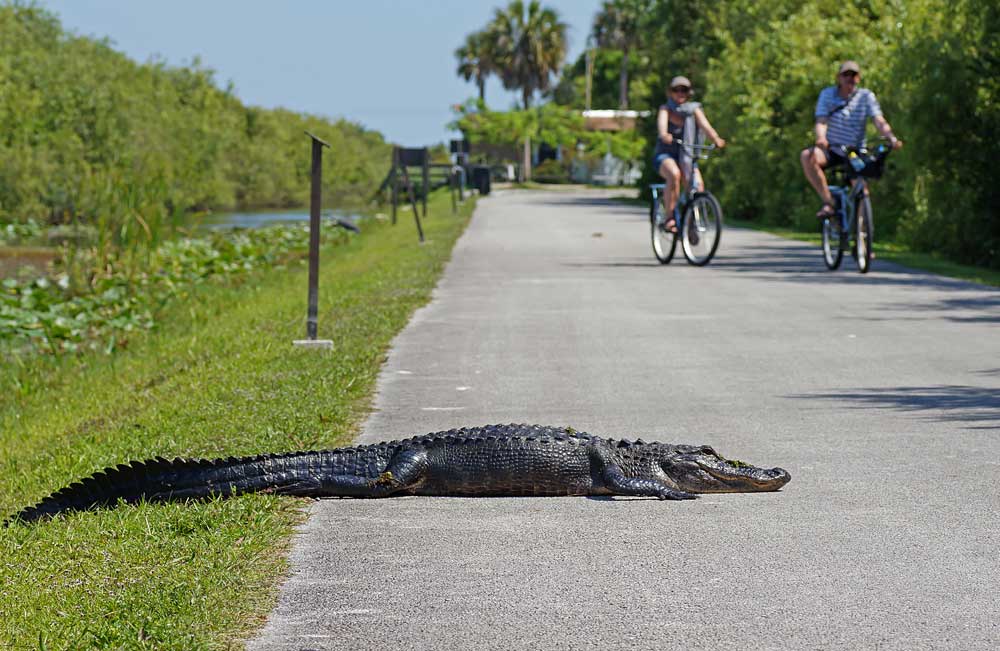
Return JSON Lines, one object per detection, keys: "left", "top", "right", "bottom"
{"left": 249, "top": 188, "right": 999, "bottom": 650}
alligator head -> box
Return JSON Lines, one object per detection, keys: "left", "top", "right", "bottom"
{"left": 660, "top": 445, "right": 791, "bottom": 493}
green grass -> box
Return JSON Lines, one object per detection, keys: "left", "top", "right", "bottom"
{"left": 0, "top": 192, "right": 475, "bottom": 650}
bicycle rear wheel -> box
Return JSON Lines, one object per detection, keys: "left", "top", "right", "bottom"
{"left": 681, "top": 192, "right": 722, "bottom": 266}
{"left": 650, "top": 196, "right": 677, "bottom": 264}
{"left": 822, "top": 217, "right": 844, "bottom": 270}
{"left": 855, "top": 195, "right": 873, "bottom": 273}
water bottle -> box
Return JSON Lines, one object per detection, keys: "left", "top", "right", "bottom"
{"left": 848, "top": 150, "right": 866, "bottom": 172}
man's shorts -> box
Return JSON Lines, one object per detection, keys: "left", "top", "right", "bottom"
{"left": 804, "top": 145, "right": 847, "bottom": 169}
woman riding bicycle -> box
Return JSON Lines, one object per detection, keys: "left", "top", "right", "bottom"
{"left": 654, "top": 76, "right": 726, "bottom": 233}
{"left": 800, "top": 60, "right": 904, "bottom": 220}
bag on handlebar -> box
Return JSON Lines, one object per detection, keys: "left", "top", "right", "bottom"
{"left": 857, "top": 144, "right": 890, "bottom": 178}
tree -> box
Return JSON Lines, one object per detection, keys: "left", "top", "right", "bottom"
{"left": 591, "top": 0, "right": 649, "bottom": 110}
{"left": 489, "top": 0, "right": 568, "bottom": 109}
{"left": 455, "top": 30, "right": 496, "bottom": 103}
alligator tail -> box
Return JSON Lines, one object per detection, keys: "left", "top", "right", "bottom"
{"left": 8, "top": 451, "right": 336, "bottom": 524}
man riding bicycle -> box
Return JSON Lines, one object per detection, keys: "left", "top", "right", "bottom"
{"left": 800, "top": 60, "right": 903, "bottom": 220}
{"left": 654, "top": 76, "right": 726, "bottom": 233}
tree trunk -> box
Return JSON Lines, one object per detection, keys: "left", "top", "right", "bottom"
{"left": 523, "top": 88, "right": 532, "bottom": 110}
{"left": 522, "top": 136, "right": 532, "bottom": 182}
{"left": 619, "top": 48, "right": 629, "bottom": 110}
{"left": 478, "top": 77, "right": 485, "bottom": 103}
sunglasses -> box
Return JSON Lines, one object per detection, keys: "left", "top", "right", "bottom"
{"left": 671, "top": 86, "right": 691, "bottom": 93}
{"left": 840, "top": 71, "right": 859, "bottom": 79}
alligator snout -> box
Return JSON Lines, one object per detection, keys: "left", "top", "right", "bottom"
{"left": 765, "top": 467, "right": 792, "bottom": 489}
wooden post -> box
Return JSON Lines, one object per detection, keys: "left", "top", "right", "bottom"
{"left": 294, "top": 132, "right": 333, "bottom": 349}
{"left": 522, "top": 136, "right": 532, "bottom": 182}
{"left": 422, "top": 150, "right": 429, "bottom": 218}
{"left": 390, "top": 146, "right": 399, "bottom": 225}
{"left": 400, "top": 165, "right": 424, "bottom": 242}
{"left": 450, "top": 168, "right": 457, "bottom": 214}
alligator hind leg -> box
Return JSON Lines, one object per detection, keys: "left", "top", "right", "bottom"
{"left": 321, "top": 448, "right": 429, "bottom": 498}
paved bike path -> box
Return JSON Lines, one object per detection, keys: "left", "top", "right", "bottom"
{"left": 250, "top": 189, "right": 1000, "bottom": 650}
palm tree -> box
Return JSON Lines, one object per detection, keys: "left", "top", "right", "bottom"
{"left": 592, "top": 0, "right": 648, "bottom": 110}
{"left": 455, "top": 31, "right": 496, "bottom": 103}
{"left": 489, "top": 0, "right": 568, "bottom": 110}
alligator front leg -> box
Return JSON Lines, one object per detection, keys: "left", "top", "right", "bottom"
{"left": 590, "top": 444, "right": 696, "bottom": 500}
{"left": 601, "top": 465, "right": 695, "bottom": 500}
{"left": 321, "top": 448, "right": 429, "bottom": 498}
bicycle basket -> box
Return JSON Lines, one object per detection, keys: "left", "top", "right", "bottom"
{"left": 859, "top": 145, "right": 890, "bottom": 178}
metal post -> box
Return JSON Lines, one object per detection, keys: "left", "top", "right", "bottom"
{"left": 422, "top": 150, "right": 429, "bottom": 218}
{"left": 450, "top": 168, "right": 457, "bottom": 214}
{"left": 390, "top": 146, "right": 399, "bottom": 225}
{"left": 294, "top": 132, "right": 333, "bottom": 349}
{"left": 585, "top": 37, "right": 595, "bottom": 112}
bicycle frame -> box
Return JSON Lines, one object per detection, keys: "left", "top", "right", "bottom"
{"left": 828, "top": 178, "right": 867, "bottom": 235}
{"left": 652, "top": 140, "right": 716, "bottom": 215}
{"left": 649, "top": 141, "right": 723, "bottom": 266}
{"left": 820, "top": 142, "right": 891, "bottom": 273}
{"left": 826, "top": 142, "right": 891, "bottom": 235}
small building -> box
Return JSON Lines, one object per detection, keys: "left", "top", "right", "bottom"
{"left": 576, "top": 109, "right": 651, "bottom": 186}
{"left": 582, "top": 109, "right": 651, "bottom": 132}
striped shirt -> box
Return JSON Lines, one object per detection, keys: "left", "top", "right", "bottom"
{"left": 814, "top": 86, "right": 882, "bottom": 148}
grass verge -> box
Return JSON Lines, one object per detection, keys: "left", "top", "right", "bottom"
{"left": 609, "top": 195, "right": 1000, "bottom": 287}
{"left": 0, "top": 191, "right": 475, "bottom": 649}
{"left": 725, "top": 217, "right": 1000, "bottom": 287}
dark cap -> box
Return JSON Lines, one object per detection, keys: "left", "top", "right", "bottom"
{"left": 669, "top": 76, "right": 692, "bottom": 90}
{"left": 838, "top": 60, "right": 861, "bottom": 75}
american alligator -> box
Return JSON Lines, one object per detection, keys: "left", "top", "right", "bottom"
{"left": 9, "top": 424, "right": 790, "bottom": 523}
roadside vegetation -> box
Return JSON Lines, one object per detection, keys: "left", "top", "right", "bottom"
{"left": 455, "top": 0, "right": 999, "bottom": 272}
{"left": 0, "top": 3, "right": 391, "bottom": 295}
{"left": 1, "top": 223, "right": 355, "bottom": 357}
{"left": 0, "top": 191, "right": 475, "bottom": 649}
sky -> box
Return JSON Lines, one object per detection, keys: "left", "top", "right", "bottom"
{"left": 40, "top": 0, "right": 603, "bottom": 147}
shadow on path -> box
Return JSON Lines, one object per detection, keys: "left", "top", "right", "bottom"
{"left": 788, "top": 384, "right": 1000, "bottom": 430}
{"left": 532, "top": 195, "right": 636, "bottom": 209}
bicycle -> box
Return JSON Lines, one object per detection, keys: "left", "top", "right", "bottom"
{"left": 820, "top": 141, "right": 892, "bottom": 273}
{"left": 649, "top": 142, "right": 723, "bottom": 266}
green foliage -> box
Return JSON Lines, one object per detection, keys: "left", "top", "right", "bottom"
{"left": 888, "top": 0, "right": 1000, "bottom": 267}
{"left": 1, "top": 221, "right": 353, "bottom": 356}
{"left": 703, "top": 2, "right": 897, "bottom": 229}
{"left": 592, "top": 0, "right": 653, "bottom": 109}
{"left": 552, "top": 48, "right": 652, "bottom": 111}
{"left": 454, "top": 102, "right": 645, "bottom": 166}
{"left": 457, "top": 1, "right": 568, "bottom": 109}
{"left": 0, "top": 4, "right": 391, "bottom": 241}
{"left": 455, "top": 30, "right": 498, "bottom": 102}
{"left": 532, "top": 158, "right": 569, "bottom": 183}
{"left": 609, "top": 0, "right": 999, "bottom": 269}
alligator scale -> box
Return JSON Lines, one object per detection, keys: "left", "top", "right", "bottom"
{"left": 9, "top": 424, "right": 791, "bottom": 523}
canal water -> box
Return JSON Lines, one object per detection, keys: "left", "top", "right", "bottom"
{"left": 196, "top": 208, "right": 363, "bottom": 230}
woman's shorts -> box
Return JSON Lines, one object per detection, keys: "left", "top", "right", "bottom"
{"left": 653, "top": 151, "right": 698, "bottom": 173}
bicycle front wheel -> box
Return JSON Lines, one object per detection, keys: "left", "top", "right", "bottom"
{"left": 681, "top": 192, "right": 722, "bottom": 266}
{"left": 855, "top": 195, "right": 873, "bottom": 273}
{"left": 650, "top": 196, "right": 677, "bottom": 264}
{"left": 822, "top": 217, "right": 844, "bottom": 270}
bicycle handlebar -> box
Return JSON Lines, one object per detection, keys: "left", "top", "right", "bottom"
{"left": 674, "top": 140, "right": 716, "bottom": 151}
